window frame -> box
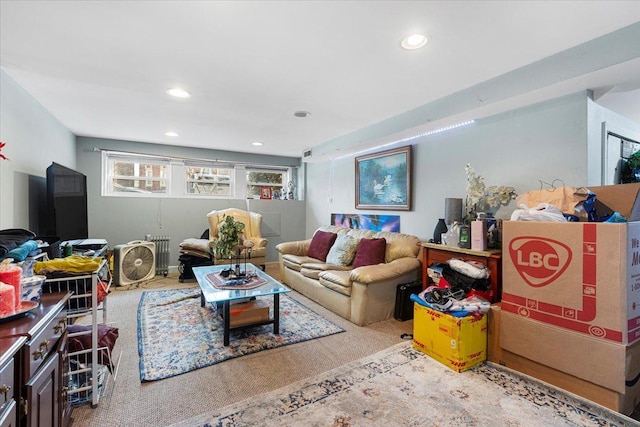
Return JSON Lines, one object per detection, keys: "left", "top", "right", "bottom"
{"left": 184, "top": 164, "right": 235, "bottom": 198}
{"left": 101, "top": 150, "right": 296, "bottom": 200}
{"left": 102, "top": 151, "right": 171, "bottom": 197}
{"left": 246, "top": 167, "right": 290, "bottom": 200}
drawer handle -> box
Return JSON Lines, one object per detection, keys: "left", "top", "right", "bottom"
{"left": 40, "top": 341, "right": 49, "bottom": 353}
{"left": 32, "top": 349, "right": 44, "bottom": 360}
{"left": 54, "top": 319, "right": 66, "bottom": 333}
{"left": 0, "top": 384, "right": 10, "bottom": 402}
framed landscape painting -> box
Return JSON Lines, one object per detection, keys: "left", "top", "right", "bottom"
{"left": 355, "top": 146, "right": 411, "bottom": 210}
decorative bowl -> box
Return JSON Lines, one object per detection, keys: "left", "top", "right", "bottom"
{"left": 21, "top": 275, "right": 45, "bottom": 302}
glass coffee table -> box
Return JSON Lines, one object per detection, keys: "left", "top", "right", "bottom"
{"left": 192, "top": 265, "right": 291, "bottom": 346}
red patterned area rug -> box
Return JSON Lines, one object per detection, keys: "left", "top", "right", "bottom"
{"left": 170, "top": 341, "right": 636, "bottom": 427}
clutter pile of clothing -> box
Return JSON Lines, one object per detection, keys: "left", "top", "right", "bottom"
{"left": 178, "top": 229, "right": 214, "bottom": 282}
{"left": 412, "top": 258, "right": 492, "bottom": 318}
{"left": 0, "top": 229, "right": 40, "bottom": 262}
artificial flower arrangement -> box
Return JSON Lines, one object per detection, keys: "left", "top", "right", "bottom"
{"left": 465, "top": 163, "right": 517, "bottom": 216}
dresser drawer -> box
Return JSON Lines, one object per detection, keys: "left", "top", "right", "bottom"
{"left": 0, "top": 398, "right": 16, "bottom": 427}
{"left": 0, "top": 357, "right": 14, "bottom": 414}
{"left": 24, "top": 310, "right": 66, "bottom": 379}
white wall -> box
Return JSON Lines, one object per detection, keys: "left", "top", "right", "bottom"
{"left": 0, "top": 69, "right": 75, "bottom": 229}
{"left": 587, "top": 97, "right": 640, "bottom": 185}
{"left": 305, "top": 92, "right": 599, "bottom": 242}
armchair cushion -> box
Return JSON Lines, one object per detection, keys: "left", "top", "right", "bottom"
{"left": 306, "top": 230, "right": 337, "bottom": 262}
{"left": 207, "top": 208, "right": 268, "bottom": 266}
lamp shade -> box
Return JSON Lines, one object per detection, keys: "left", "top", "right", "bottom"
{"left": 444, "top": 198, "right": 463, "bottom": 224}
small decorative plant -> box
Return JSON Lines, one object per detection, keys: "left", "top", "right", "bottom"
{"left": 621, "top": 151, "right": 640, "bottom": 183}
{"left": 465, "top": 163, "right": 517, "bottom": 217}
{"left": 212, "top": 215, "right": 245, "bottom": 261}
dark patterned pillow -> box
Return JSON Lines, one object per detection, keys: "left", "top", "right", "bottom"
{"left": 307, "top": 230, "right": 338, "bottom": 262}
{"left": 352, "top": 238, "right": 387, "bottom": 268}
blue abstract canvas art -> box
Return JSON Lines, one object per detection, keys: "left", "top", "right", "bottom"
{"left": 331, "top": 213, "right": 400, "bottom": 232}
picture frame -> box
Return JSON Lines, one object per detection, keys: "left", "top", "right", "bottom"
{"left": 260, "top": 186, "right": 272, "bottom": 199}
{"left": 355, "top": 146, "right": 411, "bottom": 210}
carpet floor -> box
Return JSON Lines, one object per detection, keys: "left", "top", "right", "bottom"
{"left": 170, "top": 340, "right": 636, "bottom": 427}
{"left": 138, "top": 288, "right": 344, "bottom": 381}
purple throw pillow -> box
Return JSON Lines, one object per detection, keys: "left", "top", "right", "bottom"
{"left": 352, "top": 238, "right": 387, "bottom": 268}
{"left": 307, "top": 230, "right": 338, "bottom": 262}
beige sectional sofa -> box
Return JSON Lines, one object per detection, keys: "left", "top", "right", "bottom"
{"left": 275, "top": 225, "right": 421, "bottom": 326}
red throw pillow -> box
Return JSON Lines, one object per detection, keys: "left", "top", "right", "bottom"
{"left": 307, "top": 230, "right": 338, "bottom": 262}
{"left": 352, "top": 238, "right": 387, "bottom": 268}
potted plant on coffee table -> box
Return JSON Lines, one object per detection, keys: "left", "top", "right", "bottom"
{"left": 212, "top": 215, "right": 245, "bottom": 276}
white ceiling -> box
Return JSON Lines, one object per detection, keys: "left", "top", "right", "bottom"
{"left": 1, "top": 1, "right": 639, "bottom": 160}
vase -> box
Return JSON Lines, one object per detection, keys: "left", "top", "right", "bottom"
{"left": 432, "top": 218, "right": 448, "bottom": 244}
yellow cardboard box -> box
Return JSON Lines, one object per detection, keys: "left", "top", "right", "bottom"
{"left": 412, "top": 303, "right": 487, "bottom": 372}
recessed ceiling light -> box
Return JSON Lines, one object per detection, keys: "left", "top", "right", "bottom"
{"left": 166, "top": 88, "right": 191, "bottom": 98}
{"left": 252, "top": 141, "right": 264, "bottom": 146}
{"left": 165, "top": 131, "right": 179, "bottom": 137}
{"left": 294, "top": 111, "right": 310, "bottom": 118}
{"left": 401, "top": 33, "right": 428, "bottom": 50}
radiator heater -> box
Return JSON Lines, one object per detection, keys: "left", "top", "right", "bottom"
{"left": 146, "top": 235, "right": 170, "bottom": 277}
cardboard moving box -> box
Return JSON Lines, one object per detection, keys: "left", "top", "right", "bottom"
{"left": 490, "top": 304, "right": 640, "bottom": 415}
{"left": 502, "top": 183, "right": 640, "bottom": 344}
{"left": 412, "top": 302, "right": 487, "bottom": 372}
{"left": 500, "top": 310, "right": 640, "bottom": 415}
{"left": 227, "top": 299, "right": 270, "bottom": 327}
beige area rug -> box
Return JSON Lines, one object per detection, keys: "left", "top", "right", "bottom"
{"left": 68, "top": 271, "right": 415, "bottom": 427}
{"left": 171, "top": 341, "right": 636, "bottom": 427}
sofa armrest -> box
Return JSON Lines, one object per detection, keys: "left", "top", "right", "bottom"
{"left": 275, "top": 239, "right": 311, "bottom": 256}
{"left": 350, "top": 257, "right": 420, "bottom": 285}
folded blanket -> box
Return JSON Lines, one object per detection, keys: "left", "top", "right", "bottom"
{"left": 0, "top": 240, "right": 39, "bottom": 262}
{"left": 35, "top": 254, "right": 102, "bottom": 275}
{"left": 179, "top": 238, "right": 210, "bottom": 253}
{"left": 0, "top": 228, "right": 36, "bottom": 257}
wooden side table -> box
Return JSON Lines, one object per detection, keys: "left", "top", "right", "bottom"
{"left": 421, "top": 242, "right": 502, "bottom": 302}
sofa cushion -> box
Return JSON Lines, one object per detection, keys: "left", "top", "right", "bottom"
{"left": 326, "top": 234, "right": 359, "bottom": 266}
{"left": 352, "top": 237, "right": 387, "bottom": 268}
{"left": 318, "top": 270, "right": 352, "bottom": 296}
{"left": 373, "top": 231, "right": 420, "bottom": 262}
{"left": 346, "top": 228, "right": 375, "bottom": 240}
{"left": 307, "top": 230, "right": 338, "bottom": 262}
{"left": 300, "top": 263, "right": 351, "bottom": 280}
{"left": 282, "top": 254, "right": 319, "bottom": 272}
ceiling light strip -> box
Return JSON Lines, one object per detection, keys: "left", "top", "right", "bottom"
{"left": 333, "top": 120, "right": 475, "bottom": 160}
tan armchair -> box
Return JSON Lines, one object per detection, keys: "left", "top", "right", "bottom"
{"left": 207, "top": 208, "right": 267, "bottom": 269}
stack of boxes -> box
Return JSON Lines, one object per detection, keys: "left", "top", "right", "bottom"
{"left": 496, "top": 183, "right": 640, "bottom": 415}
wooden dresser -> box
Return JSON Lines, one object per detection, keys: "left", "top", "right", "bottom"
{"left": 0, "top": 292, "right": 71, "bottom": 427}
{"left": 421, "top": 243, "right": 502, "bottom": 302}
